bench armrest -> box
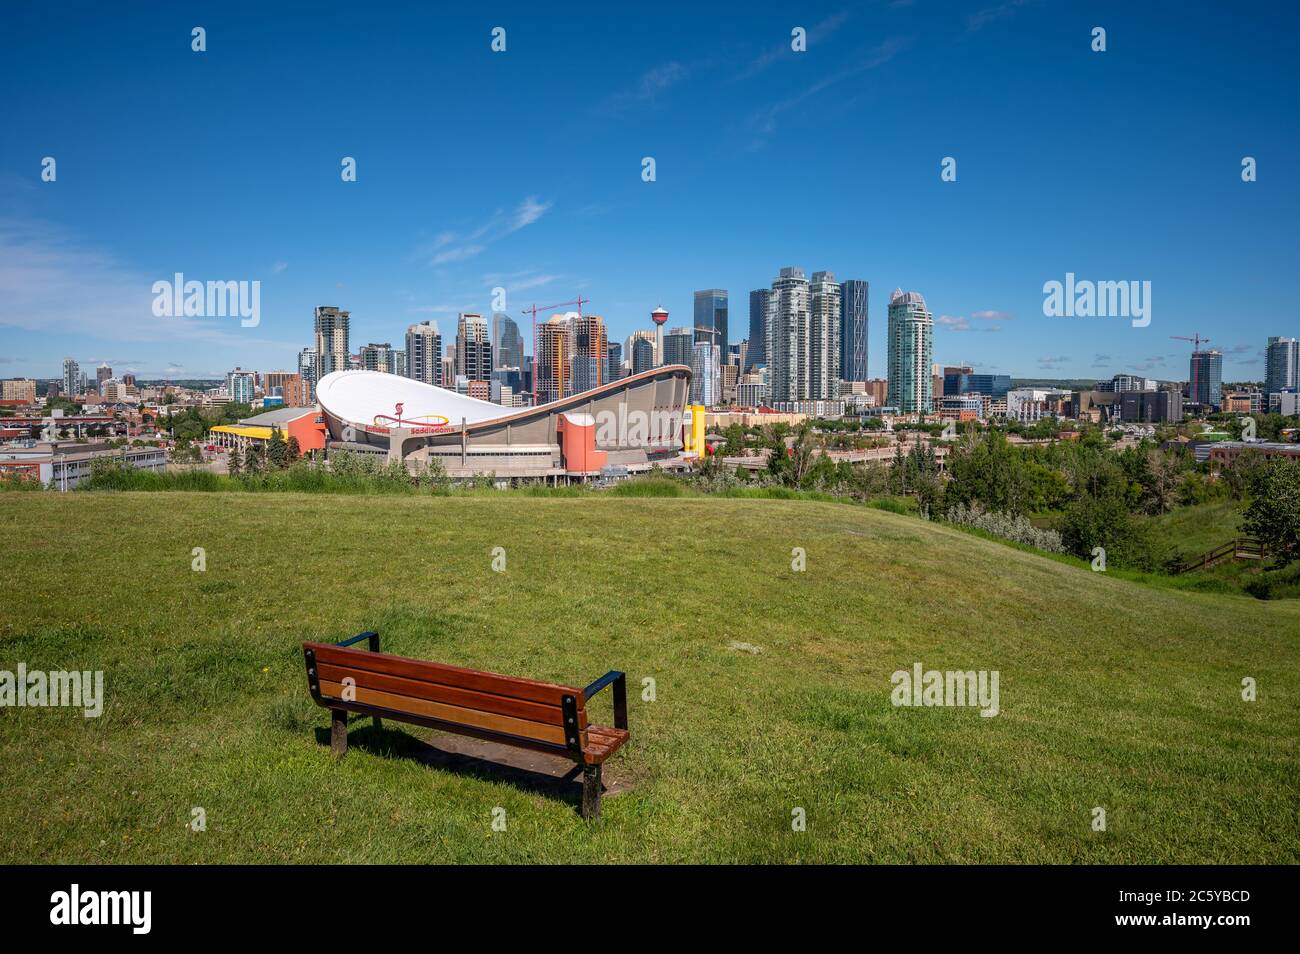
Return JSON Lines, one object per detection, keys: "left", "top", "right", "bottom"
{"left": 584, "top": 671, "right": 627, "bottom": 730}
{"left": 336, "top": 631, "right": 380, "bottom": 652}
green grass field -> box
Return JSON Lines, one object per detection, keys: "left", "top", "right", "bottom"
{"left": 1148, "top": 500, "right": 1245, "bottom": 562}
{"left": 1, "top": 492, "right": 1296, "bottom": 863}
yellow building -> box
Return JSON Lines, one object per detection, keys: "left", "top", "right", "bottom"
{"left": 683, "top": 405, "right": 707, "bottom": 456}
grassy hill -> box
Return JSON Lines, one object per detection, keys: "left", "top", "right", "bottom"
{"left": 1, "top": 492, "right": 1296, "bottom": 863}
{"left": 1148, "top": 500, "right": 1245, "bottom": 563}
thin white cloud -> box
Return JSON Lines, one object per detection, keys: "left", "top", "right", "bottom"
{"left": 430, "top": 244, "right": 485, "bottom": 266}
{"left": 510, "top": 196, "right": 551, "bottom": 232}
{"left": 598, "top": 61, "right": 693, "bottom": 115}
{"left": 937, "top": 314, "right": 971, "bottom": 331}
{"left": 732, "top": 10, "right": 855, "bottom": 82}
{"left": 410, "top": 303, "right": 477, "bottom": 315}
{"left": 421, "top": 197, "right": 552, "bottom": 268}
{"left": 744, "top": 37, "right": 909, "bottom": 148}
{"left": 0, "top": 218, "right": 276, "bottom": 349}
{"left": 480, "top": 270, "right": 562, "bottom": 293}
{"left": 968, "top": 0, "right": 1030, "bottom": 32}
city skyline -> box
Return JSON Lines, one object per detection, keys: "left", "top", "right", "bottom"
{"left": 2, "top": 3, "right": 1298, "bottom": 382}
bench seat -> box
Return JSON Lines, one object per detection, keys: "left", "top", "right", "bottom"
{"left": 302, "top": 632, "right": 628, "bottom": 817}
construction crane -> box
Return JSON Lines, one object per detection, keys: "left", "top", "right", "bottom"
{"left": 520, "top": 296, "right": 589, "bottom": 401}
{"left": 1170, "top": 333, "right": 1211, "bottom": 351}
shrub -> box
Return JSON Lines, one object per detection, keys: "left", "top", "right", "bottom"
{"left": 1060, "top": 495, "right": 1168, "bottom": 570}
{"left": 942, "top": 502, "right": 1065, "bottom": 553}
{"left": 0, "top": 471, "right": 46, "bottom": 492}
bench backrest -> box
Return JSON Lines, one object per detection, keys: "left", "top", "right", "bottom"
{"left": 303, "top": 642, "right": 589, "bottom": 752}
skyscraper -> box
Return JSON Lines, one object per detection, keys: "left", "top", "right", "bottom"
{"left": 297, "top": 348, "right": 319, "bottom": 400}
{"left": 809, "top": 271, "right": 841, "bottom": 400}
{"left": 887, "top": 289, "right": 934, "bottom": 413}
{"left": 571, "top": 313, "right": 608, "bottom": 393}
{"left": 314, "top": 306, "right": 350, "bottom": 377}
{"left": 405, "top": 321, "right": 441, "bottom": 385}
{"left": 1264, "top": 336, "right": 1299, "bottom": 394}
{"left": 96, "top": 363, "right": 113, "bottom": 388}
{"left": 766, "top": 267, "right": 809, "bottom": 404}
{"left": 631, "top": 336, "right": 655, "bottom": 375}
{"left": 360, "top": 342, "right": 402, "bottom": 374}
{"left": 456, "top": 313, "right": 492, "bottom": 385}
{"left": 747, "top": 288, "right": 770, "bottom": 371}
{"left": 607, "top": 341, "right": 624, "bottom": 381}
{"left": 690, "top": 341, "right": 722, "bottom": 406}
{"left": 492, "top": 312, "right": 524, "bottom": 371}
{"left": 663, "top": 327, "right": 694, "bottom": 368}
{"left": 1189, "top": 349, "right": 1223, "bottom": 408}
{"left": 536, "top": 315, "right": 573, "bottom": 404}
{"left": 226, "top": 367, "right": 256, "bottom": 404}
{"left": 62, "top": 358, "right": 80, "bottom": 397}
{"left": 839, "top": 280, "right": 868, "bottom": 382}
{"left": 626, "top": 330, "right": 656, "bottom": 373}
{"left": 729, "top": 341, "right": 747, "bottom": 374}
{"left": 693, "top": 289, "right": 728, "bottom": 350}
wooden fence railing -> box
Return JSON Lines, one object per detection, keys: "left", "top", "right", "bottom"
{"left": 1174, "top": 537, "right": 1267, "bottom": 574}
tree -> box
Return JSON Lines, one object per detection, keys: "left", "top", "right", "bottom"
{"left": 1242, "top": 459, "right": 1300, "bottom": 565}
{"left": 722, "top": 423, "right": 746, "bottom": 457}
{"left": 267, "top": 429, "right": 288, "bottom": 469}
{"left": 1060, "top": 495, "right": 1165, "bottom": 570}
{"left": 1221, "top": 449, "right": 1268, "bottom": 500}
{"left": 943, "top": 430, "right": 1030, "bottom": 514}
{"left": 787, "top": 423, "right": 819, "bottom": 486}
{"left": 286, "top": 436, "right": 301, "bottom": 463}
{"left": 227, "top": 446, "right": 243, "bottom": 477}
{"left": 1143, "top": 448, "right": 1182, "bottom": 514}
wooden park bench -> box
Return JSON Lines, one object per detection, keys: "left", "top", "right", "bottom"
{"left": 302, "top": 632, "right": 629, "bottom": 819}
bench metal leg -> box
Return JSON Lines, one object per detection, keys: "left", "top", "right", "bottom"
{"left": 581, "top": 763, "right": 602, "bottom": 821}
{"left": 330, "top": 708, "right": 347, "bottom": 757}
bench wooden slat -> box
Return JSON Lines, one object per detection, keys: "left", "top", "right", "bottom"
{"left": 308, "top": 643, "right": 584, "bottom": 707}
{"left": 318, "top": 680, "right": 585, "bottom": 748}
{"left": 316, "top": 662, "right": 588, "bottom": 729}
{"left": 582, "top": 725, "right": 629, "bottom": 765}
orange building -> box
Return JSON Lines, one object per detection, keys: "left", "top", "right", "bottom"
{"left": 209, "top": 407, "right": 326, "bottom": 453}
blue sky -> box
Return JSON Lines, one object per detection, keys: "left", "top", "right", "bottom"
{"left": 1, "top": 0, "right": 1296, "bottom": 382}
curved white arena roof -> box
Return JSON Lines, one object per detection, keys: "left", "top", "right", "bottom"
{"left": 316, "top": 370, "right": 503, "bottom": 428}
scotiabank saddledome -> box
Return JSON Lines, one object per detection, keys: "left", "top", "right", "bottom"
{"left": 315, "top": 366, "right": 696, "bottom": 478}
